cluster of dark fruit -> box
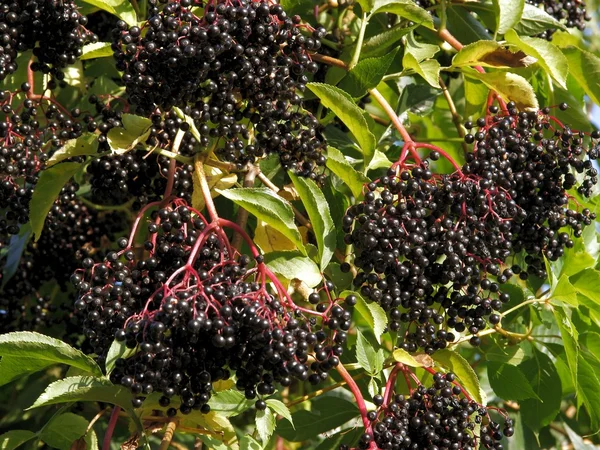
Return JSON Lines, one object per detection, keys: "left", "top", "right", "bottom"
{"left": 0, "top": 88, "right": 85, "bottom": 238}
{"left": 1, "top": 182, "right": 126, "bottom": 333}
{"left": 72, "top": 200, "right": 347, "bottom": 413}
{"left": 0, "top": 0, "right": 97, "bottom": 81}
{"left": 351, "top": 372, "right": 513, "bottom": 450}
{"left": 527, "top": 0, "right": 590, "bottom": 39}
{"left": 112, "top": 0, "right": 327, "bottom": 175}
{"left": 463, "top": 103, "right": 599, "bottom": 272}
{"left": 344, "top": 102, "right": 598, "bottom": 352}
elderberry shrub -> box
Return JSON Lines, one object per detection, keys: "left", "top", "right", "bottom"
{"left": 353, "top": 372, "right": 512, "bottom": 450}
{"left": 0, "top": 0, "right": 97, "bottom": 81}
{"left": 343, "top": 161, "right": 514, "bottom": 353}
{"left": 72, "top": 200, "right": 347, "bottom": 413}
{"left": 112, "top": 0, "right": 327, "bottom": 175}
{"left": 0, "top": 89, "right": 85, "bottom": 238}
{"left": 463, "top": 102, "right": 599, "bottom": 276}
{"left": 0, "top": 182, "right": 126, "bottom": 333}
{"left": 526, "top": 0, "right": 591, "bottom": 39}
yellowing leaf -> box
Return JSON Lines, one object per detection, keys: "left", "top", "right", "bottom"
{"left": 254, "top": 220, "right": 297, "bottom": 253}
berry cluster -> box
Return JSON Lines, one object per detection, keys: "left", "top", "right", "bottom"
{"left": 72, "top": 199, "right": 347, "bottom": 413}
{"left": 0, "top": 0, "right": 97, "bottom": 81}
{"left": 344, "top": 103, "right": 598, "bottom": 352}
{"left": 353, "top": 372, "right": 512, "bottom": 450}
{"left": 527, "top": 0, "right": 590, "bottom": 39}
{"left": 0, "top": 88, "right": 85, "bottom": 239}
{"left": 112, "top": 0, "right": 327, "bottom": 175}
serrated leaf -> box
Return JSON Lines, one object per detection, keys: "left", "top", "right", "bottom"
{"left": 504, "top": 29, "right": 568, "bottom": 88}
{"left": 452, "top": 40, "right": 534, "bottom": 69}
{"left": 371, "top": 0, "right": 434, "bottom": 29}
{"left": 254, "top": 220, "right": 296, "bottom": 253}
{"left": 264, "top": 251, "right": 322, "bottom": 288}
{"left": 513, "top": 3, "right": 568, "bottom": 36}
{"left": 209, "top": 390, "right": 254, "bottom": 418}
{"left": 356, "top": 331, "right": 381, "bottom": 375}
{"left": 576, "top": 355, "right": 600, "bottom": 428}
{"left": 289, "top": 173, "right": 335, "bottom": 269}
{"left": 463, "top": 70, "right": 539, "bottom": 111}
{"left": 48, "top": 134, "right": 98, "bottom": 167}
{"left": 276, "top": 397, "right": 359, "bottom": 441}
{"left": 0, "top": 430, "right": 36, "bottom": 450}
{"left": 325, "top": 148, "right": 369, "bottom": 199}
{"left": 338, "top": 49, "right": 399, "bottom": 97}
{"left": 79, "top": 0, "right": 137, "bottom": 26}
{"left": 107, "top": 114, "right": 152, "bottom": 153}
{"left": 493, "top": 0, "right": 524, "bottom": 35}
{"left": 368, "top": 377, "right": 379, "bottom": 398}
{"left": 255, "top": 409, "right": 275, "bottom": 444}
{"left": 405, "top": 32, "right": 438, "bottom": 62}
{"left": 105, "top": 339, "right": 138, "bottom": 375}
{"left": 392, "top": 349, "right": 432, "bottom": 368}
{"left": 307, "top": 83, "right": 376, "bottom": 169}
{"left": 432, "top": 349, "right": 486, "bottom": 405}
{"left": 562, "top": 46, "right": 600, "bottom": 106}
{"left": 362, "top": 24, "right": 415, "bottom": 59}
{"left": 239, "top": 435, "right": 262, "bottom": 450}
{"left": 554, "top": 307, "right": 579, "bottom": 389}
{"left": 29, "top": 162, "right": 82, "bottom": 241}
{"left": 1, "top": 223, "right": 31, "bottom": 287}
{"left": 84, "top": 430, "right": 98, "bottom": 450}
{"left": 218, "top": 188, "right": 305, "bottom": 255}
{"left": 0, "top": 355, "right": 54, "bottom": 387}
{"left": 487, "top": 361, "right": 541, "bottom": 401}
{"left": 265, "top": 399, "right": 294, "bottom": 429}
{"left": 345, "top": 290, "right": 388, "bottom": 343}
{"left": 446, "top": 6, "right": 492, "bottom": 44}
{"left": 29, "top": 376, "right": 132, "bottom": 410}
{"left": 0, "top": 332, "right": 102, "bottom": 383}
{"left": 571, "top": 269, "right": 600, "bottom": 306}
{"left": 39, "top": 413, "right": 88, "bottom": 450}
{"left": 403, "top": 54, "right": 440, "bottom": 88}
{"left": 80, "top": 42, "right": 113, "bottom": 60}
{"left": 519, "top": 348, "right": 562, "bottom": 431}
{"left": 552, "top": 274, "right": 578, "bottom": 307}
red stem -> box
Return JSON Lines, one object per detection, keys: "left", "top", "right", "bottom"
{"left": 413, "top": 143, "right": 464, "bottom": 174}
{"left": 102, "top": 406, "right": 121, "bottom": 450}
{"left": 383, "top": 363, "right": 402, "bottom": 406}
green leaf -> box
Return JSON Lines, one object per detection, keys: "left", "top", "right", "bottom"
{"left": 446, "top": 6, "right": 492, "bottom": 44}
{"left": 209, "top": 390, "right": 254, "bottom": 418}
{"left": 325, "top": 148, "right": 369, "bottom": 199}
{"left": 487, "top": 361, "right": 541, "bottom": 401}
{"left": 345, "top": 290, "right": 388, "bottom": 343}
{"left": 29, "top": 162, "right": 82, "bottom": 241}
{"left": 562, "top": 46, "right": 600, "bottom": 106}
{"left": 218, "top": 188, "right": 306, "bottom": 255}
{"left": 0, "top": 332, "right": 102, "bottom": 383}
{"left": 405, "top": 32, "right": 439, "bottom": 62}
{"left": 289, "top": 173, "right": 335, "bottom": 269}
{"left": 452, "top": 40, "right": 533, "bottom": 69}
{"left": 84, "top": 430, "right": 99, "bottom": 450}
{"left": 361, "top": 24, "right": 415, "bottom": 59}
{"left": 571, "top": 269, "right": 600, "bottom": 306}
{"left": 104, "top": 339, "right": 138, "bottom": 375}
{"left": 432, "top": 349, "right": 486, "bottom": 405}
{"left": 278, "top": 0, "right": 314, "bottom": 17}
{"left": 553, "top": 306, "right": 579, "bottom": 388}
{"left": 403, "top": 54, "right": 441, "bottom": 88}
{"left": 106, "top": 114, "right": 153, "bottom": 153}
{"left": 80, "top": 42, "right": 113, "bottom": 60}
{"left": 356, "top": 331, "right": 383, "bottom": 375}
{"left": 47, "top": 134, "right": 98, "bottom": 167}
{"left": 264, "top": 251, "right": 322, "bottom": 288}
{"left": 519, "top": 348, "right": 562, "bottom": 431}
{"left": 338, "top": 49, "right": 399, "bottom": 97}
{"left": 39, "top": 413, "right": 88, "bottom": 450}
{"left": 29, "top": 376, "right": 132, "bottom": 410}
{"left": 78, "top": 0, "right": 137, "bottom": 26}
{"left": 307, "top": 83, "right": 376, "bottom": 169}
{"left": 513, "top": 3, "right": 568, "bottom": 36}
{"left": 504, "top": 29, "right": 568, "bottom": 88}
{"left": 576, "top": 355, "right": 600, "bottom": 428}
{"left": 276, "top": 396, "right": 359, "bottom": 441}
{"left": 1, "top": 223, "right": 31, "bottom": 287}
{"left": 552, "top": 274, "right": 578, "bottom": 307}
{"left": 492, "top": 0, "right": 524, "bottom": 35}
{"left": 265, "top": 399, "right": 294, "bottom": 428}
{"left": 255, "top": 409, "right": 275, "bottom": 445}
{"left": 393, "top": 349, "right": 431, "bottom": 368}
{"left": 0, "top": 355, "right": 55, "bottom": 387}
{"left": 563, "top": 422, "right": 598, "bottom": 450}
{"left": 583, "top": 332, "right": 600, "bottom": 359}
{"left": 239, "top": 435, "right": 262, "bottom": 450}
{"left": 463, "top": 70, "right": 539, "bottom": 111}
{"left": 0, "top": 430, "right": 36, "bottom": 450}
{"left": 371, "top": 0, "right": 434, "bottom": 29}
